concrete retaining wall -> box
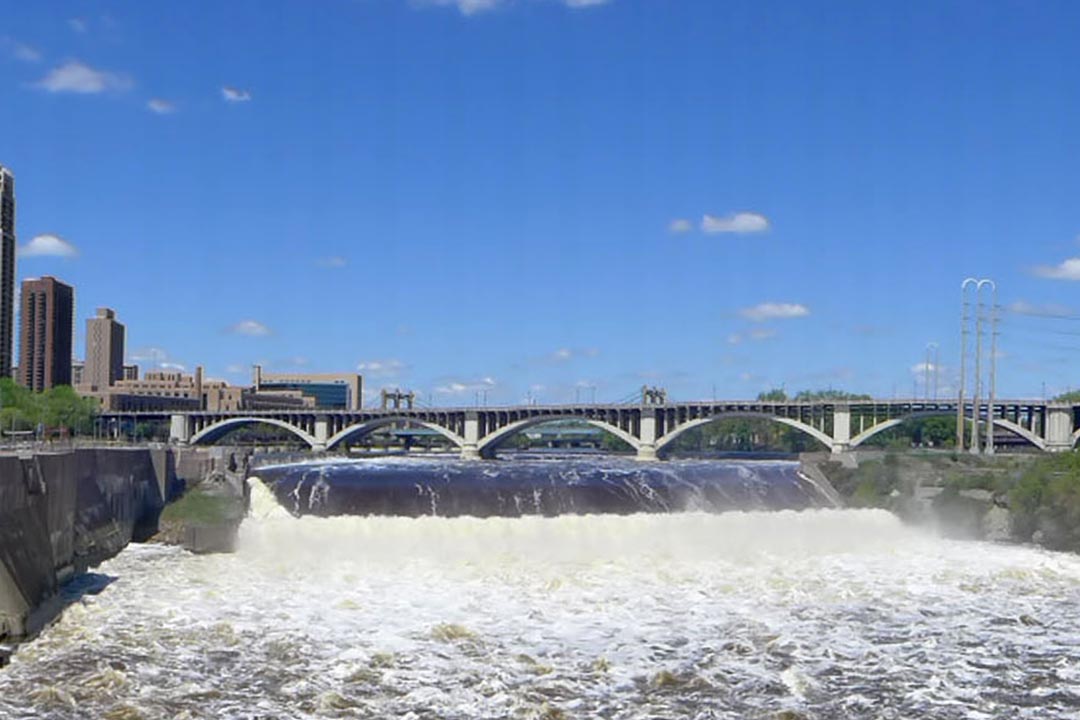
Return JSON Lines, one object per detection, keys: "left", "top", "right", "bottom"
{"left": 0, "top": 448, "right": 179, "bottom": 641}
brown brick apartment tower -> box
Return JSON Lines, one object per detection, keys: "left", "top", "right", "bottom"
{"left": 18, "top": 276, "right": 74, "bottom": 391}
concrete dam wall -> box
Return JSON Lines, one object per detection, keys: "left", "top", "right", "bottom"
{"left": 0, "top": 448, "right": 179, "bottom": 641}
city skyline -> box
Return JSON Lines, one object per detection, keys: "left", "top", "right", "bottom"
{"left": 4, "top": 1, "right": 1080, "bottom": 404}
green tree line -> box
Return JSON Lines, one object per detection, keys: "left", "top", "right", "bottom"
{"left": 0, "top": 378, "right": 98, "bottom": 437}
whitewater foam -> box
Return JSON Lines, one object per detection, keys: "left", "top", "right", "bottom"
{"left": 2, "top": 477, "right": 1079, "bottom": 719}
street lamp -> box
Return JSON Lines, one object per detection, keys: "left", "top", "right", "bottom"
{"left": 958, "top": 278, "right": 978, "bottom": 450}
{"left": 925, "top": 342, "right": 939, "bottom": 402}
{"left": 958, "top": 278, "right": 996, "bottom": 455}
{"left": 984, "top": 282, "right": 998, "bottom": 455}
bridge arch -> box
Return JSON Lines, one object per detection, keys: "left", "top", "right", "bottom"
{"left": 476, "top": 416, "right": 642, "bottom": 458}
{"left": 189, "top": 417, "right": 320, "bottom": 448}
{"left": 653, "top": 413, "right": 835, "bottom": 455}
{"left": 848, "top": 412, "right": 1047, "bottom": 451}
{"left": 326, "top": 417, "right": 466, "bottom": 451}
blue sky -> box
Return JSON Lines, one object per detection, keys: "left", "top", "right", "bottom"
{"left": 3, "top": 0, "right": 1080, "bottom": 405}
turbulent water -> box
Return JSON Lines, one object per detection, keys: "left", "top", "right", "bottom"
{"left": 2, "top": 461, "right": 1080, "bottom": 718}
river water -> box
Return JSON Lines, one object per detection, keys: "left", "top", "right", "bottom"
{"left": 2, "top": 459, "right": 1080, "bottom": 719}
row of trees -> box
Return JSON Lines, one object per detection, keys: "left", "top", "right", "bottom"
{"left": 0, "top": 378, "right": 99, "bottom": 437}
{"left": 755, "top": 388, "right": 872, "bottom": 402}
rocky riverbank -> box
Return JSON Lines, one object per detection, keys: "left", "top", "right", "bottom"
{"left": 149, "top": 450, "right": 250, "bottom": 554}
{"left": 802, "top": 450, "right": 1080, "bottom": 553}
{"left": 0, "top": 446, "right": 251, "bottom": 646}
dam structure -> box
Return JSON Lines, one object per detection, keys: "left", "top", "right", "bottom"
{"left": 0, "top": 447, "right": 234, "bottom": 644}
{"left": 112, "top": 396, "right": 1080, "bottom": 459}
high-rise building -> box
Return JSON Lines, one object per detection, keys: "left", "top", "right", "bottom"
{"left": 0, "top": 165, "right": 15, "bottom": 378}
{"left": 83, "top": 307, "right": 125, "bottom": 391}
{"left": 18, "top": 276, "right": 74, "bottom": 391}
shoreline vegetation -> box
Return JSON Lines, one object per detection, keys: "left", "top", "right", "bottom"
{"left": 806, "top": 450, "right": 1080, "bottom": 554}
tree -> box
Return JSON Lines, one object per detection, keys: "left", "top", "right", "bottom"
{"left": 793, "top": 389, "right": 873, "bottom": 402}
{"left": 757, "top": 388, "right": 788, "bottom": 402}
{"left": 0, "top": 378, "right": 98, "bottom": 437}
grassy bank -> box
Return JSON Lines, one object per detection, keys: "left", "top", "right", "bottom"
{"left": 160, "top": 491, "right": 238, "bottom": 526}
{"left": 152, "top": 472, "right": 247, "bottom": 552}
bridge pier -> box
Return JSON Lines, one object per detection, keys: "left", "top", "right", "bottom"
{"left": 313, "top": 418, "right": 330, "bottom": 453}
{"left": 636, "top": 444, "right": 659, "bottom": 462}
{"left": 635, "top": 410, "right": 660, "bottom": 461}
{"left": 460, "top": 413, "right": 482, "bottom": 461}
{"left": 1044, "top": 405, "right": 1074, "bottom": 452}
{"left": 170, "top": 414, "right": 191, "bottom": 445}
{"left": 831, "top": 405, "right": 850, "bottom": 454}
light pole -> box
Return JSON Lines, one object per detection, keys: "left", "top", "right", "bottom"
{"left": 971, "top": 284, "right": 985, "bottom": 454}
{"left": 961, "top": 278, "right": 996, "bottom": 455}
{"left": 958, "top": 278, "right": 978, "bottom": 450}
{"left": 925, "top": 342, "right": 939, "bottom": 401}
{"left": 984, "top": 282, "right": 998, "bottom": 455}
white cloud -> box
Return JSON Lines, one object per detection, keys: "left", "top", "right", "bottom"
{"left": 418, "top": 0, "right": 611, "bottom": 15}
{"left": 448, "top": 0, "right": 501, "bottom": 13}
{"left": 910, "top": 362, "right": 939, "bottom": 374}
{"left": 36, "top": 61, "right": 131, "bottom": 94}
{"left": 357, "top": 359, "right": 407, "bottom": 378}
{"left": 68, "top": 18, "right": 88, "bottom": 33}
{"left": 1007, "top": 300, "right": 1076, "bottom": 318}
{"left": 316, "top": 256, "right": 347, "bottom": 268}
{"left": 749, "top": 328, "right": 776, "bottom": 340}
{"left": 1033, "top": 258, "right": 1080, "bottom": 280}
{"left": 739, "top": 302, "right": 810, "bottom": 322}
{"left": 545, "top": 347, "right": 598, "bottom": 363}
{"left": 668, "top": 218, "right": 693, "bottom": 234}
{"left": 129, "top": 346, "right": 190, "bottom": 372}
{"left": 728, "top": 328, "right": 776, "bottom": 345}
{"left": 19, "top": 234, "right": 79, "bottom": 258}
{"left": 147, "top": 98, "right": 175, "bottom": 114}
{"left": 131, "top": 347, "right": 168, "bottom": 364}
{"left": 228, "top": 320, "right": 271, "bottom": 336}
{"left": 1, "top": 37, "right": 41, "bottom": 63}
{"left": 225, "top": 364, "right": 246, "bottom": 375}
{"left": 435, "top": 377, "right": 496, "bottom": 395}
{"left": 221, "top": 86, "right": 252, "bottom": 102}
{"left": 701, "top": 212, "right": 770, "bottom": 234}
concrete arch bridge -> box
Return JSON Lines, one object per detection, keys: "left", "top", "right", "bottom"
{"left": 140, "top": 398, "right": 1080, "bottom": 461}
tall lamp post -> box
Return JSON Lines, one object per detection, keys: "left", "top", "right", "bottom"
{"left": 925, "top": 342, "right": 939, "bottom": 401}
{"left": 959, "top": 278, "right": 997, "bottom": 453}
{"left": 958, "top": 278, "right": 996, "bottom": 455}
{"left": 957, "top": 278, "right": 978, "bottom": 450}
{"left": 984, "top": 281, "right": 998, "bottom": 455}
